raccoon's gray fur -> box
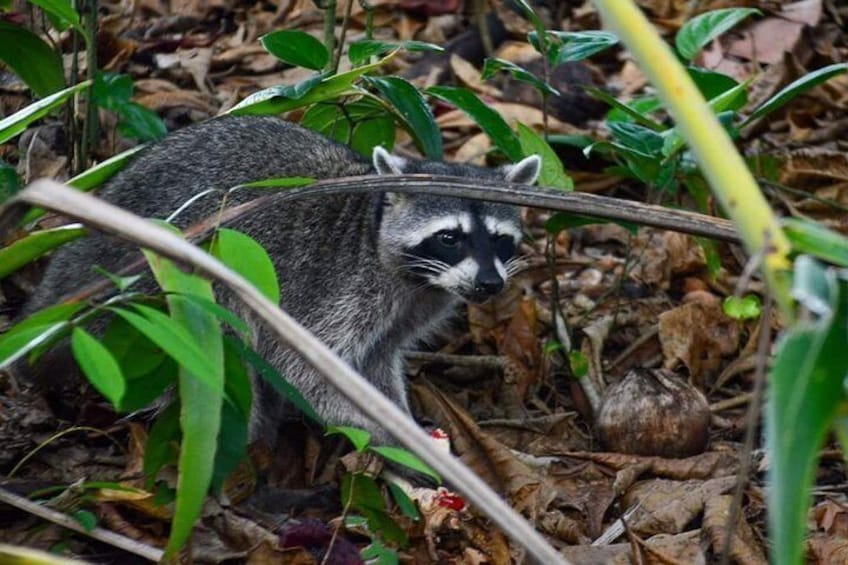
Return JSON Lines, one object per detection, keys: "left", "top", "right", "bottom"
{"left": 22, "top": 115, "right": 540, "bottom": 447}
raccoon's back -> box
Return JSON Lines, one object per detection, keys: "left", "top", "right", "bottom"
{"left": 24, "top": 116, "right": 373, "bottom": 312}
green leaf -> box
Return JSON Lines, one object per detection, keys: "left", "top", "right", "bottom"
{"left": 481, "top": 58, "right": 558, "bottom": 97}
{"left": 0, "top": 21, "right": 65, "bottom": 97}
{"left": 687, "top": 67, "right": 740, "bottom": 100}
{"left": 361, "top": 539, "right": 400, "bottom": 565}
{"left": 585, "top": 88, "right": 664, "bottom": 131}
{"left": 236, "top": 176, "right": 315, "bottom": 189}
{"left": 228, "top": 336, "right": 323, "bottom": 424}
{"left": 144, "top": 251, "right": 224, "bottom": 557}
{"left": 109, "top": 305, "right": 222, "bottom": 394}
{"left": 535, "top": 30, "right": 619, "bottom": 64}
{"left": 144, "top": 400, "right": 180, "bottom": 488}
{"left": 607, "top": 122, "right": 664, "bottom": 156}
{"left": 91, "top": 72, "right": 134, "bottom": 109}
{"left": 0, "top": 80, "right": 91, "bottom": 144}
{"left": 743, "top": 63, "right": 848, "bottom": 126}
{"left": 70, "top": 145, "right": 145, "bottom": 191}
{"left": 72, "top": 509, "right": 98, "bottom": 532}
{"left": 675, "top": 8, "right": 760, "bottom": 62}
{"left": 301, "top": 99, "right": 395, "bottom": 157}
{"left": 261, "top": 30, "right": 329, "bottom": 71}
{"left": 0, "top": 225, "right": 88, "bottom": 279}
{"left": 0, "top": 159, "right": 20, "bottom": 204}
{"left": 387, "top": 482, "right": 420, "bottom": 520}
{"left": 370, "top": 446, "right": 440, "bottom": 483}
{"left": 172, "top": 293, "right": 250, "bottom": 337}
{"left": 212, "top": 341, "right": 251, "bottom": 492}
{"left": 326, "top": 426, "right": 372, "bottom": 452}
{"left": 209, "top": 228, "right": 280, "bottom": 304}
{"left": 0, "top": 322, "right": 67, "bottom": 369}
{"left": 722, "top": 295, "right": 761, "bottom": 320}
{"left": 366, "top": 76, "right": 442, "bottom": 159}
{"left": 350, "top": 115, "right": 395, "bottom": 158}
{"left": 767, "top": 257, "right": 848, "bottom": 565}
{"left": 783, "top": 217, "right": 848, "bottom": 268}
{"left": 27, "top": 0, "right": 81, "bottom": 32}
{"left": 231, "top": 55, "right": 391, "bottom": 116}
{"left": 342, "top": 473, "right": 408, "bottom": 545}
{"left": 348, "top": 40, "right": 442, "bottom": 66}
{"left": 515, "top": 123, "right": 573, "bottom": 191}
{"left": 71, "top": 327, "right": 126, "bottom": 406}
{"left": 116, "top": 102, "right": 167, "bottom": 142}
{"left": 543, "top": 212, "right": 637, "bottom": 235}
{"left": 427, "top": 86, "right": 522, "bottom": 161}
{"left": 568, "top": 350, "right": 589, "bottom": 378}
{"left": 92, "top": 267, "right": 142, "bottom": 292}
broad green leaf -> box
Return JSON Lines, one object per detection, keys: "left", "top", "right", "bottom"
{"left": 143, "top": 400, "right": 180, "bottom": 488}
{"left": 228, "top": 336, "right": 322, "bottom": 424}
{"left": 743, "top": 63, "right": 848, "bottom": 126}
{"left": 366, "top": 76, "right": 442, "bottom": 159}
{"left": 361, "top": 539, "right": 400, "bottom": 565}
{"left": 144, "top": 251, "right": 224, "bottom": 557}
{"left": 230, "top": 55, "right": 390, "bottom": 115}
{"left": 675, "top": 8, "right": 760, "bottom": 62}
{"left": 533, "top": 30, "right": 619, "bottom": 64}
{"left": 72, "top": 509, "right": 98, "bottom": 532}
{"left": 348, "top": 40, "right": 442, "bottom": 66}
{"left": 172, "top": 293, "right": 250, "bottom": 337}
{"left": 350, "top": 115, "right": 395, "bottom": 157}
{"left": 212, "top": 340, "right": 251, "bottom": 492}
{"left": 229, "top": 73, "right": 326, "bottom": 114}
{"left": 71, "top": 327, "right": 126, "bottom": 406}
{"left": 687, "top": 67, "right": 740, "bottom": 100}
{"left": 261, "top": 30, "right": 329, "bottom": 71}
{"left": 428, "top": 86, "right": 522, "bottom": 161}
{"left": 722, "top": 295, "right": 761, "bottom": 320}
{"left": 515, "top": 123, "right": 573, "bottom": 191}
{"left": 27, "top": 0, "right": 81, "bottom": 32}
{"left": 568, "top": 350, "right": 589, "bottom": 378}
{"left": 370, "top": 446, "right": 440, "bottom": 483}
{"left": 511, "top": 0, "right": 545, "bottom": 39}
{"left": 0, "top": 322, "right": 67, "bottom": 369}
{"left": 69, "top": 145, "right": 145, "bottom": 191}
{"left": 481, "top": 58, "right": 558, "bottom": 98}
{"left": 0, "top": 302, "right": 84, "bottom": 369}
{"left": 387, "top": 482, "right": 420, "bottom": 520}
{"left": 91, "top": 72, "right": 134, "bottom": 109}
{"left": 767, "top": 257, "right": 848, "bottom": 565}
{"left": 0, "top": 159, "right": 20, "bottom": 204}
{"left": 607, "top": 122, "right": 664, "bottom": 156}
{"left": 326, "top": 426, "right": 372, "bottom": 452}
{"left": 783, "top": 217, "right": 848, "bottom": 268}
{"left": 0, "top": 224, "right": 87, "bottom": 279}
{"left": 585, "top": 88, "right": 664, "bottom": 131}
{"left": 0, "top": 21, "right": 65, "bottom": 97}
{"left": 109, "top": 305, "right": 222, "bottom": 394}
{"left": 342, "top": 473, "right": 408, "bottom": 545}
{"left": 209, "top": 228, "right": 280, "bottom": 304}
{"left": 0, "top": 80, "right": 90, "bottom": 144}
{"left": 116, "top": 102, "right": 167, "bottom": 142}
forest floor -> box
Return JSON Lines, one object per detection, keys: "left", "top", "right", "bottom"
{"left": 1, "top": 0, "right": 848, "bottom": 563}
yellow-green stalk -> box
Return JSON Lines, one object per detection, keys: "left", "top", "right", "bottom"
{"left": 591, "top": 0, "right": 794, "bottom": 320}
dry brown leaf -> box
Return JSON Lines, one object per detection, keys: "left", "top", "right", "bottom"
{"left": 659, "top": 301, "right": 740, "bottom": 380}
{"left": 808, "top": 533, "right": 848, "bottom": 564}
{"left": 560, "top": 450, "right": 740, "bottom": 481}
{"left": 436, "top": 103, "right": 581, "bottom": 134}
{"left": 450, "top": 54, "right": 501, "bottom": 98}
{"left": 135, "top": 90, "right": 216, "bottom": 113}
{"left": 411, "top": 383, "right": 556, "bottom": 521}
{"left": 497, "top": 295, "right": 540, "bottom": 398}
{"left": 623, "top": 476, "right": 736, "bottom": 536}
{"left": 702, "top": 495, "right": 768, "bottom": 565}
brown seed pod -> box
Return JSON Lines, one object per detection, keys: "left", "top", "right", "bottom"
{"left": 596, "top": 368, "right": 711, "bottom": 458}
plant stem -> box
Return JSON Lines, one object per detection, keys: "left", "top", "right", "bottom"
{"left": 590, "top": 0, "right": 794, "bottom": 321}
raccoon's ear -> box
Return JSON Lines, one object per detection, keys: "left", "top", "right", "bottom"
{"left": 502, "top": 155, "right": 541, "bottom": 185}
{"left": 373, "top": 146, "right": 407, "bottom": 175}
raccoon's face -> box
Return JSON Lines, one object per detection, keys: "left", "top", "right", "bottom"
{"left": 374, "top": 148, "right": 541, "bottom": 303}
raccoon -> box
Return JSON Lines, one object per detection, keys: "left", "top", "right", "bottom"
{"left": 20, "top": 115, "right": 541, "bottom": 447}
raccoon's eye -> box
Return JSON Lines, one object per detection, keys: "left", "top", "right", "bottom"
{"left": 494, "top": 234, "right": 516, "bottom": 258}
{"left": 436, "top": 230, "right": 462, "bottom": 247}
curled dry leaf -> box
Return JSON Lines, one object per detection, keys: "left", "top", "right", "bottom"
{"left": 702, "top": 495, "right": 768, "bottom": 565}
{"left": 622, "top": 476, "right": 736, "bottom": 536}
{"left": 658, "top": 300, "right": 740, "bottom": 381}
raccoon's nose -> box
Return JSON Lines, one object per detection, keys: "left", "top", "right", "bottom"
{"left": 474, "top": 272, "right": 504, "bottom": 296}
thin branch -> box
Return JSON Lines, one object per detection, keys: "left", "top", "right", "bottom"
{"left": 0, "top": 487, "right": 164, "bottom": 562}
